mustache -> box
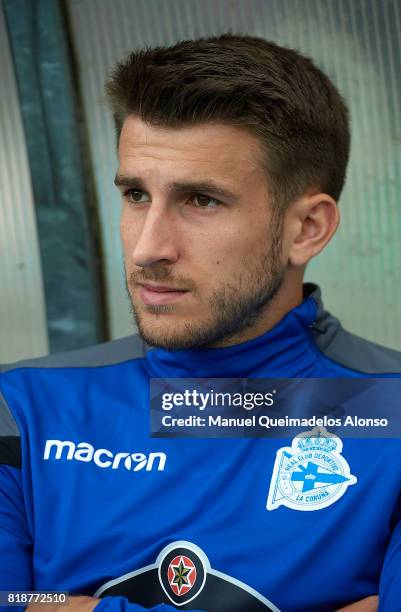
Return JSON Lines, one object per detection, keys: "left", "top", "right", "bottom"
{"left": 128, "top": 267, "right": 197, "bottom": 292}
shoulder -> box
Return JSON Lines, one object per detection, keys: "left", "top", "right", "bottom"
{"left": 0, "top": 333, "right": 145, "bottom": 374}
{"left": 0, "top": 334, "right": 146, "bottom": 451}
{"left": 307, "top": 284, "right": 401, "bottom": 375}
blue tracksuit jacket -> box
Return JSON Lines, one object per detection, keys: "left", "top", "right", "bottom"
{"left": 1, "top": 284, "right": 401, "bottom": 612}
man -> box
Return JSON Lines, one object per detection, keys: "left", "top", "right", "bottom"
{"left": 1, "top": 33, "right": 400, "bottom": 612}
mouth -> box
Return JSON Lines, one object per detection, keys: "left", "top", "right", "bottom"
{"left": 137, "top": 283, "right": 190, "bottom": 306}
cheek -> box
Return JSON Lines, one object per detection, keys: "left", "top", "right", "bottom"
{"left": 119, "top": 222, "right": 130, "bottom": 257}
{"left": 119, "top": 207, "right": 129, "bottom": 240}
{"left": 120, "top": 212, "right": 139, "bottom": 252}
{"left": 199, "top": 228, "right": 259, "bottom": 268}
{"left": 233, "top": 232, "right": 266, "bottom": 260}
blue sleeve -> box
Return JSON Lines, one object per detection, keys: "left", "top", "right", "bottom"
{"left": 0, "top": 380, "right": 33, "bottom": 594}
{"left": 378, "top": 519, "right": 401, "bottom": 611}
{"left": 95, "top": 596, "right": 205, "bottom": 611}
{"left": 0, "top": 463, "right": 33, "bottom": 590}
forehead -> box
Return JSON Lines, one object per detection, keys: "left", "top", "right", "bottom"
{"left": 118, "top": 116, "right": 265, "bottom": 179}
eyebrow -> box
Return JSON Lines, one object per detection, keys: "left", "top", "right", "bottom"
{"left": 114, "top": 173, "right": 240, "bottom": 202}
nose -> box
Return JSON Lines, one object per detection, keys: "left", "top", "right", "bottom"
{"left": 131, "top": 205, "right": 179, "bottom": 268}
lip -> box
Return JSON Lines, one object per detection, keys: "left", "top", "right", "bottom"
{"left": 138, "top": 283, "right": 187, "bottom": 292}
{"left": 138, "top": 283, "right": 189, "bottom": 306}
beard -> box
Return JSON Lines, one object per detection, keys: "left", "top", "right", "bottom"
{"left": 126, "top": 212, "right": 286, "bottom": 351}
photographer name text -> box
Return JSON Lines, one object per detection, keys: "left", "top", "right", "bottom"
{"left": 160, "top": 414, "right": 389, "bottom": 429}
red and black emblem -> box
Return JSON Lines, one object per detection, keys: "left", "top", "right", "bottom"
{"left": 97, "top": 540, "right": 278, "bottom": 610}
{"left": 167, "top": 555, "right": 196, "bottom": 596}
{"left": 159, "top": 544, "right": 206, "bottom": 606}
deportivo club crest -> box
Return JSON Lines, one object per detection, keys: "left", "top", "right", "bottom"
{"left": 266, "top": 426, "right": 357, "bottom": 511}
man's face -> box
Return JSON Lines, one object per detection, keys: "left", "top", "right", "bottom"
{"left": 117, "top": 116, "right": 289, "bottom": 350}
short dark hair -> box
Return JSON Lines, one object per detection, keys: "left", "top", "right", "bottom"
{"left": 105, "top": 33, "right": 350, "bottom": 209}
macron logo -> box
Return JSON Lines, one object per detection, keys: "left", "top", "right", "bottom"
{"left": 43, "top": 440, "right": 166, "bottom": 472}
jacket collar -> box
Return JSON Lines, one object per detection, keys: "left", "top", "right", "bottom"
{"left": 145, "top": 283, "right": 323, "bottom": 378}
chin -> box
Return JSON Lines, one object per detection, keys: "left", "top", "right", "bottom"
{"left": 135, "top": 317, "right": 192, "bottom": 351}
{"left": 139, "top": 330, "right": 192, "bottom": 351}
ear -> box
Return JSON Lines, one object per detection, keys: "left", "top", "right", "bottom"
{"left": 288, "top": 193, "right": 340, "bottom": 266}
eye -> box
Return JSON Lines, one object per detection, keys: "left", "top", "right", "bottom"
{"left": 191, "top": 194, "right": 220, "bottom": 209}
{"left": 124, "top": 189, "right": 150, "bottom": 204}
